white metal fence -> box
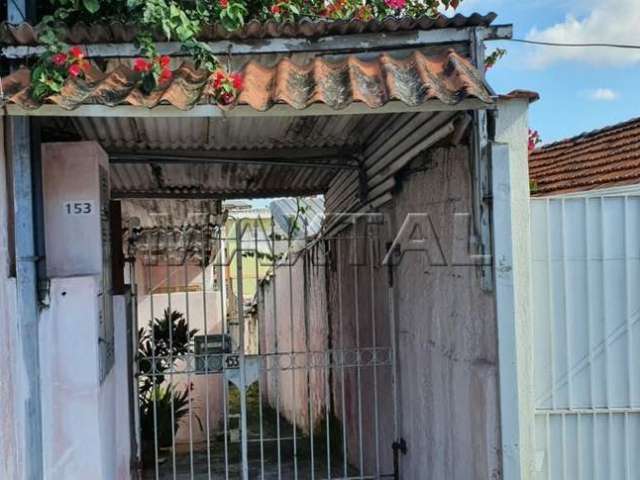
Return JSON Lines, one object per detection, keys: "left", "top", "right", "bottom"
{"left": 531, "top": 195, "right": 640, "bottom": 479}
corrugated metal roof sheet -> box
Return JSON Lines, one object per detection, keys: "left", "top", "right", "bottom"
{"left": 67, "top": 113, "right": 388, "bottom": 151}
{"left": 529, "top": 117, "right": 640, "bottom": 196}
{"left": 0, "top": 13, "right": 497, "bottom": 45}
{"left": 110, "top": 161, "right": 336, "bottom": 199}
{"left": 2, "top": 49, "right": 492, "bottom": 111}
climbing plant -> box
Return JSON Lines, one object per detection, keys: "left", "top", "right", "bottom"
{"left": 30, "top": 0, "right": 464, "bottom": 101}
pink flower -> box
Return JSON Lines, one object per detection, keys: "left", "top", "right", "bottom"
{"left": 271, "top": 4, "right": 282, "bottom": 14}
{"left": 68, "top": 63, "right": 82, "bottom": 77}
{"left": 384, "top": 0, "right": 406, "bottom": 9}
{"left": 219, "top": 0, "right": 228, "bottom": 7}
{"left": 52, "top": 52, "right": 68, "bottom": 66}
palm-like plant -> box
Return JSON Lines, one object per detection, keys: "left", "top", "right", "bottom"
{"left": 138, "top": 308, "right": 198, "bottom": 460}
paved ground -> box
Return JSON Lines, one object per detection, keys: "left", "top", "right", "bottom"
{"left": 142, "top": 385, "right": 360, "bottom": 480}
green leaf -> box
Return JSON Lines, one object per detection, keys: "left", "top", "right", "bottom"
{"left": 82, "top": 0, "right": 100, "bottom": 14}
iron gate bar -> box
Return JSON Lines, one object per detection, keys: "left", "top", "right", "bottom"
{"left": 145, "top": 254, "right": 161, "bottom": 480}
{"left": 255, "top": 217, "right": 266, "bottom": 480}
{"left": 369, "top": 237, "right": 381, "bottom": 478}
{"left": 354, "top": 228, "right": 365, "bottom": 475}
{"left": 234, "top": 220, "right": 250, "bottom": 480}
{"left": 337, "top": 239, "right": 349, "bottom": 478}
{"left": 218, "top": 226, "right": 230, "bottom": 480}
{"left": 166, "top": 237, "right": 178, "bottom": 480}
{"left": 270, "top": 217, "right": 283, "bottom": 480}
{"left": 288, "top": 248, "right": 299, "bottom": 480}
{"left": 183, "top": 258, "right": 196, "bottom": 479}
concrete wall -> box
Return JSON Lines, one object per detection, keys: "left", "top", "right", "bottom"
{"left": 384, "top": 146, "right": 500, "bottom": 479}
{"left": 39, "top": 276, "right": 131, "bottom": 480}
{"left": 0, "top": 118, "right": 25, "bottom": 480}
{"left": 260, "top": 146, "right": 502, "bottom": 478}
{"left": 258, "top": 246, "right": 329, "bottom": 435}
{"left": 493, "top": 98, "right": 535, "bottom": 480}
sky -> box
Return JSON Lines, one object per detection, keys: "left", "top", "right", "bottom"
{"left": 455, "top": 0, "right": 640, "bottom": 144}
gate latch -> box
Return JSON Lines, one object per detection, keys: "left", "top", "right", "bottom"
{"left": 392, "top": 438, "right": 408, "bottom": 480}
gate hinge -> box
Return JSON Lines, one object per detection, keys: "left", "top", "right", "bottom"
{"left": 392, "top": 438, "right": 408, "bottom": 480}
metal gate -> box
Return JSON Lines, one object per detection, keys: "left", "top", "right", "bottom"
{"left": 531, "top": 195, "right": 640, "bottom": 479}
{"left": 130, "top": 209, "right": 400, "bottom": 480}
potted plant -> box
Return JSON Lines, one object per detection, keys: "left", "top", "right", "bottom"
{"left": 137, "top": 308, "right": 198, "bottom": 465}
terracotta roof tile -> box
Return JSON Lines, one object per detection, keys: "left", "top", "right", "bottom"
{"left": 529, "top": 117, "right": 640, "bottom": 196}
{"left": 1, "top": 49, "right": 493, "bottom": 112}
{"left": 1, "top": 13, "right": 497, "bottom": 45}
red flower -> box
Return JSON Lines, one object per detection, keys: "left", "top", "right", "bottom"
{"left": 159, "top": 68, "right": 173, "bottom": 82}
{"left": 271, "top": 4, "right": 282, "bottom": 14}
{"left": 52, "top": 52, "right": 68, "bottom": 66}
{"left": 213, "top": 71, "right": 226, "bottom": 90}
{"left": 220, "top": 92, "right": 234, "bottom": 105}
{"left": 68, "top": 64, "right": 82, "bottom": 77}
{"left": 219, "top": 0, "right": 228, "bottom": 7}
{"left": 133, "top": 58, "right": 152, "bottom": 73}
{"left": 80, "top": 60, "right": 92, "bottom": 73}
{"left": 158, "top": 55, "right": 171, "bottom": 68}
{"left": 230, "top": 73, "right": 243, "bottom": 90}
{"left": 384, "top": 0, "right": 406, "bottom": 9}
{"left": 69, "top": 46, "right": 84, "bottom": 59}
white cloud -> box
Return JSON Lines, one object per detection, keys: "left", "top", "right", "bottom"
{"left": 526, "top": 0, "right": 640, "bottom": 68}
{"left": 584, "top": 88, "right": 620, "bottom": 101}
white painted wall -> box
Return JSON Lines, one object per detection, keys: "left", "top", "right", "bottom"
{"left": 493, "top": 98, "right": 536, "bottom": 480}
{"left": 39, "top": 278, "right": 132, "bottom": 480}
{"left": 531, "top": 195, "right": 640, "bottom": 479}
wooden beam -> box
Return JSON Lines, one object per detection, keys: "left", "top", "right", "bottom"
{"left": 2, "top": 25, "right": 513, "bottom": 59}
{"left": 4, "top": 98, "right": 496, "bottom": 118}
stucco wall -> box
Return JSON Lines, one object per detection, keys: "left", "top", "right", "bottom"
{"left": 0, "top": 117, "right": 25, "bottom": 480}
{"left": 384, "top": 146, "right": 500, "bottom": 479}
{"left": 259, "top": 146, "right": 500, "bottom": 478}
{"left": 258, "top": 245, "right": 329, "bottom": 435}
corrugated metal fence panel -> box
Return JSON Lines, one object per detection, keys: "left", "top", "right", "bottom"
{"left": 531, "top": 195, "right": 640, "bottom": 480}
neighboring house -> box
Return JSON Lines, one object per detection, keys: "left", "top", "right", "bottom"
{"left": 528, "top": 118, "right": 640, "bottom": 479}
{"left": 529, "top": 116, "right": 640, "bottom": 196}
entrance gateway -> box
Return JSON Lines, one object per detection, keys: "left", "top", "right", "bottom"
{"left": 2, "top": 10, "right": 533, "bottom": 480}
{"left": 131, "top": 205, "right": 401, "bottom": 480}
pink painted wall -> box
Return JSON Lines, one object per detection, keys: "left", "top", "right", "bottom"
{"left": 258, "top": 247, "right": 329, "bottom": 435}
{"left": 134, "top": 259, "right": 226, "bottom": 447}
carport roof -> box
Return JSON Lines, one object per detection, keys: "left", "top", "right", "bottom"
{"left": 2, "top": 49, "right": 493, "bottom": 113}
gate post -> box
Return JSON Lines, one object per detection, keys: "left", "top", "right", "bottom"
{"left": 9, "top": 117, "right": 44, "bottom": 480}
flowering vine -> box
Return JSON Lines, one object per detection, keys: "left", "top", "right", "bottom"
{"left": 30, "top": 0, "right": 463, "bottom": 102}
